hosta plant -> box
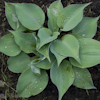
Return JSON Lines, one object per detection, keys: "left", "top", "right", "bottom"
{"left": 0, "top": 0, "right": 100, "bottom": 100}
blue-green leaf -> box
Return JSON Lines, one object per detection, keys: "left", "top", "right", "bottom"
{"left": 37, "top": 28, "right": 60, "bottom": 49}
{"left": 0, "top": 33, "right": 21, "bottom": 56}
{"left": 30, "top": 54, "right": 54, "bottom": 70}
{"left": 10, "top": 30, "right": 36, "bottom": 53}
{"left": 30, "top": 64, "right": 41, "bottom": 75}
{"left": 53, "top": 34, "right": 81, "bottom": 64}
{"left": 34, "top": 58, "right": 52, "bottom": 70}
{"left": 70, "top": 38, "right": 100, "bottom": 68}
{"left": 49, "top": 0, "right": 63, "bottom": 17}
{"left": 38, "top": 44, "right": 50, "bottom": 62}
{"left": 17, "top": 68, "right": 48, "bottom": 97}
{"left": 72, "top": 16, "right": 99, "bottom": 38}
{"left": 47, "top": 0, "right": 63, "bottom": 32}
{"left": 50, "top": 60, "right": 74, "bottom": 100}
{"left": 57, "top": 3, "right": 91, "bottom": 31}
{"left": 73, "top": 66, "right": 96, "bottom": 89}
{"left": 47, "top": 9, "right": 59, "bottom": 32}
{"left": 7, "top": 52, "right": 30, "bottom": 73}
{"left": 5, "top": 2, "right": 26, "bottom": 31}
{"left": 50, "top": 44, "right": 65, "bottom": 66}
{"left": 15, "top": 3, "right": 45, "bottom": 30}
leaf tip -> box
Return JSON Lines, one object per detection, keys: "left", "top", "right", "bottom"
{"left": 82, "top": 2, "right": 92, "bottom": 8}
{"left": 58, "top": 0, "right": 61, "bottom": 2}
{"left": 5, "top": 1, "right": 7, "bottom": 6}
{"left": 93, "top": 86, "right": 97, "bottom": 89}
{"left": 86, "top": 2, "right": 92, "bottom": 6}
{"left": 8, "top": 30, "right": 13, "bottom": 34}
{"left": 96, "top": 16, "right": 100, "bottom": 20}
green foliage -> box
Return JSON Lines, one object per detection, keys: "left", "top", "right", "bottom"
{"left": 7, "top": 52, "right": 30, "bottom": 73}
{"left": 14, "top": 3, "right": 45, "bottom": 30}
{"left": 0, "top": 0, "right": 99, "bottom": 100}
{"left": 0, "top": 33, "right": 21, "bottom": 56}
{"left": 17, "top": 68, "right": 48, "bottom": 97}
{"left": 50, "top": 60, "right": 74, "bottom": 100}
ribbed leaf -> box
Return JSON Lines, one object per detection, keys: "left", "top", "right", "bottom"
{"left": 57, "top": 3, "right": 91, "bottom": 31}
{"left": 0, "top": 33, "right": 21, "bottom": 56}
{"left": 34, "top": 58, "right": 52, "bottom": 70}
{"left": 72, "top": 17, "right": 99, "bottom": 38}
{"left": 38, "top": 28, "right": 60, "bottom": 49}
{"left": 17, "top": 68, "right": 48, "bottom": 97}
{"left": 50, "top": 44, "right": 65, "bottom": 66}
{"left": 15, "top": 3, "right": 45, "bottom": 30}
{"left": 70, "top": 38, "right": 100, "bottom": 68}
{"left": 73, "top": 66, "right": 96, "bottom": 89}
{"left": 53, "top": 34, "right": 81, "bottom": 64}
{"left": 50, "top": 60, "right": 74, "bottom": 100}
{"left": 7, "top": 52, "right": 30, "bottom": 73}
{"left": 5, "top": 2, "right": 26, "bottom": 31}
{"left": 38, "top": 44, "right": 50, "bottom": 62}
{"left": 10, "top": 30, "right": 36, "bottom": 53}
{"left": 47, "top": 0, "right": 63, "bottom": 32}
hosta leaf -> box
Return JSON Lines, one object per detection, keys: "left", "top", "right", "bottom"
{"left": 72, "top": 17, "right": 99, "bottom": 38}
{"left": 50, "top": 44, "right": 65, "bottom": 66}
{"left": 50, "top": 60, "right": 74, "bottom": 100}
{"left": 53, "top": 34, "right": 81, "bottom": 64}
{"left": 47, "top": 9, "right": 59, "bottom": 32}
{"left": 47, "top": 0, "right": 63, "bottom": 32}
{"left": 34, "top": 58, "right": 52, "bottom": 70}
{"left": 30, "top": 53, "right": 55, "bottom": 70}
{"left": 30, "top": 64, "right": 41, "bottom": 75}
{"left": 49, "top": 0, "right": 63, "bottom": 17}
{"left": 7, "top": 52, "right": 30, "bottom": 73}
{"left": 70, "top": 38, "right": 100, "bottom": 68}
{"left": 5, "top": 2, "right": 26, "bottom": 31}
{"left": 15, "top": 3, "right": 45, "bottom": 30}
{"left": 38, "top": 44, "right": 50, "bottom": 62}
{"left": 57, "top": 3, "right": 91, "bottom": 31}
{"left": 0, "top": 33, "right": 21, "bottom": 56}
{"left": 10, "top": 30, "right": 36, "bottom": 53}
{"left": 37, "top": 28, "right": 60, "bottom": 49}
{"left": 73, "top": 66, "right": 96, "bottom": 89}
{"left": 71, "top": 33, "right": 82, "bottom": 40}
{"left": 17, "top": 68, "right": 48, "bottom": 97}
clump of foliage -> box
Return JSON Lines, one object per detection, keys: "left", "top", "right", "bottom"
{"left": 0, "top": 0, "right": 100, "bottom": 100}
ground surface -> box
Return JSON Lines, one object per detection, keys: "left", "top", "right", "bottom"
{"left": 0, "top": 0, "right": 100, "bottom": 100}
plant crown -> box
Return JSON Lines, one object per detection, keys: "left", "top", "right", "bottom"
{"left": 0, "top": 0, "right": 100, "bottom": 100}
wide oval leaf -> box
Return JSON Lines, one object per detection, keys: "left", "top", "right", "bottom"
{"left": 70, "top": 38, "right": 100, "bottom": 68}
{"left": 10, "top": 30, "right": 36, "bottom": 53}
{"left": 0, "top": 33, "right": 21, "bottom": 56}
{"left": 15, "top": 3, "right": 45, "bottom": 30}
{"left": 57, "top": 3, "right": 91, "bottom": 31}
{"left": 7, "top": 52, "right": 30, "bottom": 73}
{"left": 50, "top": 60, "right": 74, "bottom": 100}
{"left": 37, "top": 28, "right": 60, "bottom": 49}
{"left": 5, "top": 2, "right": 26, "bottom": 31}
{"left": 72, "top": 17, "right": 99, "bottom": 38}
{"left": 17, "top": 68, "right": 48, "bottom": 97}
{"left": 53, "top": 34, "right": 81, "bottom": 64}
{"left": 73, "top": 66, "right": 96, "bottom": 89}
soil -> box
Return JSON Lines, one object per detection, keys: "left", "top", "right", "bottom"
{"left": 0, "top": 0, "right": 100, "bottom": 100}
